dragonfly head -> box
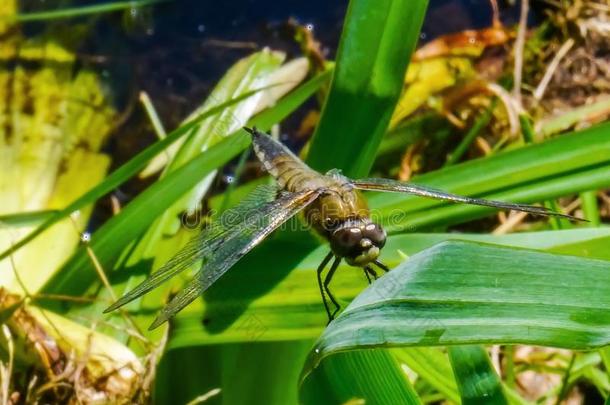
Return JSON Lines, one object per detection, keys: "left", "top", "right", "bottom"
{"left": 329, "top": 220, "right": 386, "bottom": 266}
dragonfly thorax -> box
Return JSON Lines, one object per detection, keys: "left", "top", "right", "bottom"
{"left": 329, "top": 219, "right": 386, "bottom": 266}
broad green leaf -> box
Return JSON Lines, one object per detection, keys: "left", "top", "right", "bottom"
{"left": 306, "top": 0, "right": 429, "bottom": 177}
{"left": 448, "top": 346, "right": 508, "bottom": 405}
{"left": 304, "top": 241, "right": 610, "bottom": 370}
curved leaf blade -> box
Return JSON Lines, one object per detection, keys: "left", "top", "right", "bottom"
{"left": 300, "top": 350, "right": 421, "bottom": 405}
{"left": 448, "top": 345, "right": 508, "bottom": 405}
{"left": 304, "top": 241, "right": 610, "bottom": 377}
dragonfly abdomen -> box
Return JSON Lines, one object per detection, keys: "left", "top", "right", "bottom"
{"left": 248, "top": 127, "right": 321, "bottom": 191}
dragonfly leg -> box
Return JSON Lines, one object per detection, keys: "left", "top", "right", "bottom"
{"left": 363, "top": 267, "right": 372, "bottom": 284}
{"left": 373, "top": 260, "right": 390, "bottom": 273}
{"left": 365, "top": 265, "right": 378, "bottom": 281}
{"left": 324, "top": 257, "right": 342, "bottom": 323}
{"left": 317, "top": 252, "right": 334, "bottom": 322}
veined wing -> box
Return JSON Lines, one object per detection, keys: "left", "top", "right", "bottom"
{"left": 104, "top": 185, "right": 280, "bottom": 314}
{"left": 146, "top": 188, "right": 320, "bottom": 329}
{"left": 351, "top": 177, "right": 582, "bottom": 220}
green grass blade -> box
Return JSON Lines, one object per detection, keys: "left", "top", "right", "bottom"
{"left": 382, "top": 163, "right": 610, "bottom": 233}
{"left": 366, "top": 122, "right": 610, "bottom": 231}
{"left": 40, "top": 131, "right": 250, "bottom": 296}
{"left": 300, "top": 350, "right": 421, "bottom": 405}
{"left": 156, "top": 341, "right": 313, "bottom": 405}
{"left": 0, "top": 88, "right": 266, "bottom": 262}
{"left": 392, "top": 347, "right": 460, "bottom": 403}
{"left": 0, "top": 210, "right": 57, "bottom": 228}
{"left": 448, "top": 346, "right": 508, "bottom": 405}
{"left": 5, "top": 0, "right": 168, "bottom": 22}
{"left": 306, "top": 0, "right": 428, "bottom": 177}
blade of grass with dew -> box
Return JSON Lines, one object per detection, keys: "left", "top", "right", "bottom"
{"left": 306, "top": 0, "right": 429, "bottom": 178}
{"left": 300, "top": 350, "right": 421, "bottom": 405}
{"left": 39, "top": 131, "right": 249, "bottom": 302}
{"left": 448, "top": 346, "right": 508, "bottom": 405}
{"left": 104, "top": 52, "right": 308, "bottom": 336}
{"left": 0, "top": 87, "right": 268, "bottom": 263}
{"left": 4, "top": 0, "right": 168, "bottom": 22}
{"left": 165, "top": 227, "right": 610, "bottom": 346}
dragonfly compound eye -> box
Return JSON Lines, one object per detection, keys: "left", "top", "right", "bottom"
{"left": 330, "top": 227, "right": 362, "bottom": 256}
{"left": 363, "top": 223, "right": 386, "bottom": 248}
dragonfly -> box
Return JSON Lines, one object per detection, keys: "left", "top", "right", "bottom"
{"left": 105, "top": 127, "right": 580, "bottom": 329}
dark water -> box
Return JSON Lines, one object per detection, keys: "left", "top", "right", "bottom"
{"left": 18, "top": 0, "right": 525, "bottom": 144}
{"left": 18, "top": 0, "right": 526, "bottom": 124}
{"left": 78, "top": 0, "right": 523, "bottom": 166}
{"left": 111, "top": 0, "right": 521, "bottom": 109}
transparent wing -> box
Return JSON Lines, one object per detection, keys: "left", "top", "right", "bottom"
{"left": 148, "top": 188, "right": 320, "bottom": 329}
{"left": 351, "top": 177, "right": 582, "bottom": 220}
{"left": 104, "top": 185, "right": 280, "bottom": 313}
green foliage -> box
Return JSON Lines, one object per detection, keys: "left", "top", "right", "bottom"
{"left": 3, "top": 0, "right": 609, "bottom": 403}
{"left": 448, "top": 346, "right": 508, "bottom": 405}
{"left": 301, "top": 350, "right": 421, "bottom": 405}
{"left": 307, "top": 0, "right": 429, "bottom": 178}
